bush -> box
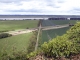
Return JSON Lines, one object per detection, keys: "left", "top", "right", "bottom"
{"left": 67, "top": 22, "right": 80, "bottom": 52}
{"left": 27, "top": 51, "right": 38, "bottom": 58}
{"left": 41, "top": 22, "right": 80, "bottom": 58}
{"left": 1, "top": 51, "right": 28, "bottom": 60}
{"left": 0, "top": 33, "right": 12, "bottom": 39}
{"left": 27, "top": 31, "right": 37, "bottom": 53}
{"left": 41, "top": 35, "right": 77, "bottom": 58}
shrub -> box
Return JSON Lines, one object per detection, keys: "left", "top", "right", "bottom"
{"left": 1, "top": 50, "right": 28, "bottom": 60}
{"left": 27, "top": 51, "right": 38, "bottom": 58}
{"left": 41, "top": 35, "right": 77, "bottom": 58}
{"left": 41, "top": 22, "right": 80, "bottom": 58}
{"left": 0, "top": 33, "right": 12, "bottom": 39}
{"left": 67, "top": 22, "right": 80, "bottom": 52}
{"left": 27, "top": 31, "right": 37, "bottom": 53}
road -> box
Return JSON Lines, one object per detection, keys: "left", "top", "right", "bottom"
{"left": 5, "top": 29, "right": 35, "bottom": 36}
{"left": 42, "top": 24, "right": 69, "bottom": 30}
{"left": 4, "top": 24, "right": 69, "bottom": 36}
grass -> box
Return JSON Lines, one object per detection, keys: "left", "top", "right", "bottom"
{"left": 41, "top": 20, "right": 79, "bottom": 44}
{"left": 0, "top": 32, "right": 32, "bottom": 55}
{"left": 0, "top": 20, "right": 39, "bottom": 32}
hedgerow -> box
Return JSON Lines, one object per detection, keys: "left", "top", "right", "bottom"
{"left": 0, "top": 33, "right": 12, "bottom": 39}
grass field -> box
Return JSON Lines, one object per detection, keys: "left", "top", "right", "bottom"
{"left": 0, "top": 32, "right": 32, "bottom": 56}
{"left": 0, "top": 20, "right": 39, "bottom": 32}
{"left": 41, "top": 20, "right": 79, "bottom": 44}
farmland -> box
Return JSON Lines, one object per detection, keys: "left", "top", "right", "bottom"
{"left": 0, "top": 33, "right": 32, "bottom": 56}
{"left": 41, "top": 20, "right": 78, "bottom": 44}
{"left": 0, "top": 20, "right": 39, "bottom": 59}
{"left": 0, "top": 20, "right": 39, "bottom": 32}
{"left": 0, "top": 19, "right": 79, "bottom": 59}
{"left": 42, "top": 27, "right": 70, "bottom": 43}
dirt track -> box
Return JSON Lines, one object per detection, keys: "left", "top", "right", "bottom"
{"left": 5, "top": 29, "right": 36, "bottom": 36}
{"left": 5, "top": 24, "right": 69, "bottom": 36}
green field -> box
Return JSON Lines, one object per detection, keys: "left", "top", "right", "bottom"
{"left": 41, "top": 20, "right": 79, "bottom": 44}
{"left": 0, "top": 20, "right": 79, "bottom": 55}
{"left": 42, "top": 27, "right": 70, "bottom": 44}
{"left": 50, "top": 20, "right": 77, "bottom": 25}
{"left": 42, "top": 20, "right": 77, "bottom": 26}
{"left": 0, "top": 20, "right": 38, "bottom": 32}
{"left": 0, "top": 33, "right": 32, "bottom": 56}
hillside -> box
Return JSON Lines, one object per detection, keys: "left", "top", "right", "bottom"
{"left": 31, "top": 22, "right": 80, "bottom": 60}
{"left": 0, "top": 21, "right": 80, "bottom": 60}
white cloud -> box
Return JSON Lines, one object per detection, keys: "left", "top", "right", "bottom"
{"left": 0, "top": 0, "right": 80, "bottom": 15}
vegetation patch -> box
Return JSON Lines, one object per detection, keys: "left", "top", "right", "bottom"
{"left": 0, "top": 20, "right": 39, "bottom": 32}
{"left": 41, "top": 22, "right": 80, "bottom": 59}
{"left": 0, "top": 33, "right": 12, "bottom": 39}
{"left": 27, "top": 31, "right": 38, "bottom": 53}
{"left": 0, "top": 33, "right": 32, "bottom": 56}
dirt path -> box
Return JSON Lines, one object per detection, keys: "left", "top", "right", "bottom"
{"left": 35, "top": 24, "right": 41, "bottom": 51}
{"left": 42, "top": 24, "right": 69, "bottom": 30}
{"left": 4, "top": 24, "right": 69, "bottom": 36}
{"left": 5, "top": 29, "right": 36, "bottom": 36}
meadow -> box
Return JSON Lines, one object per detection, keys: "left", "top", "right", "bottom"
{"left": 0, "top": 20, "right": 39, "bottom": 59}
{"left": 0, "top": 33, "right": 32, "bottom": 56}
{"left": 0, "top": 20, "right": 38, "bottom": 32}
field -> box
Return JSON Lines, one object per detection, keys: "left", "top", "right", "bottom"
{"left": 42, "top": 20, "right": 77, "bottom": 26}
{"left": 0, "top": 33, "right": 32, "bottom": 56}
{"left": 0, "top": 20, "right": 79, "bottom": 57}
{"left": 41, "top": 20, "right": 78, "bottom": 44}
{"left": 0, "top": 20, "right": 39, "bottom": 59}
{"left": 0, "top": 20, "right": 38, "bottom": 32}
{"left": 42, "top": 27, "right": 70, "bottom": 43}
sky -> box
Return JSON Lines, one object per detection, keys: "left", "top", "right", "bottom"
{"left": 0, "top": 0, "right": 80, "bottom": 15}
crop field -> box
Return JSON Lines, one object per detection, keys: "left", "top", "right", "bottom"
{"left": 0, "top": 32, "right": 32, "bottom": 56}
{"left": 42, "top": 27, "right": 70, "bottom": 43}
{"left": 41, "top": 20, "right": 78, "bottom": 44}
{"left": 41, "top": 20, "right": 77, "bottom": 27}
{"left": 0, "top": 20, "right": 39, "bottom": 32}
{"left": 0, "top": 20, "right": 39, "bottom": 59}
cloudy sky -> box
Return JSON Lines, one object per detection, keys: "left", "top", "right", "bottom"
{"left": 0, "top": 0, "right": 80, "bottom": 15}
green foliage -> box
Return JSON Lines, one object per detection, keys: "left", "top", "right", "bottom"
{"left": 41, "top": 22, "right": 80, "bottom": 58}
{"left": 41, "top": 20, "right": 78, "bottom": 44}
{"left": 1, "top": 50, "right": 28, "bottom": 60}
{"left": 27, "top": 51, "right": 38, "bottom": 58}
{"left": 0, "top": 33, "right": 12, "bottom": 39}
{"left": 0, "top": 33, "right": 32, "bottom": 55}
{"left": 67, "top": 22, "right": 80, "bottom": 52}
{"left": 27, "top": 31, "right": 38, "bottom": 53}
{"left": 41, "top": 35, "right": 77, "bottom": 57}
